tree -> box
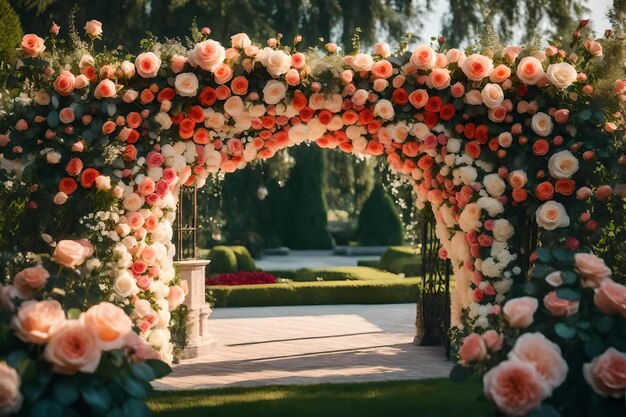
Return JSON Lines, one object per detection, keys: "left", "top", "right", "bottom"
{"left": 357, "top": 182, "right": 404, "bottom": 246}
{"left": 0, "top": 0, "right": 22, "bottom": 64}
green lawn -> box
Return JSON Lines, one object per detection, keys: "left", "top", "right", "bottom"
{"left": 148, "top": 378, "right": 492, "bottom": 417}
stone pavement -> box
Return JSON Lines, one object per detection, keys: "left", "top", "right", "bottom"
{"left": 255, "top": 250, "right": 379, "bottom": 271}
{"left": 154, "top": 304, "right": 453, "bottom": 390}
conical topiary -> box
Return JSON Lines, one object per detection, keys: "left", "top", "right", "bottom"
{"left": 357, "top": 182, "right": 404, "bottom": 246}
{"left": 0, "top": 0, "right": 23, "bottom": 64}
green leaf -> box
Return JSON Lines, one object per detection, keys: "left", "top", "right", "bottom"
{"left": 531, "top": 265, "right": 554, "bottom": 279}
{"left": 561, "top": 271, "right": 578, "bottom": 285}
{"left": 30, "top": 399, "right": 63, "bottom": 417}
{"left": 593, "top": 316, "right": 615, "bottom": 333}
{"left": 66, "top": 308, "right": 82, "bottom": 320}
{"left": 449, "top": 364, "right": 473, "bottom": 382}
{"left": 584, "top": 340, "right": 606, "bottom": 357}
{"left": 53, "top": 378, "right": 79, "bottom": 406}
{"left": 145, "top": 360, "right": 172, "bottom": 379}
{"left": 555, "top": 287, "right": 581, "bottom": 301}
{"left": 552, "top": 248, "right": 575, "bottom": 264}
{"left": 123, "top": 377, "right": 147, "bottom": 398}
{"left": 122, "top": 399, "right": 151, "bottom": 417}
{"left": 106, "top": 408, "right": 125, "bottom": 417}
{"left": 535, "top": 248, "right": 552, "bottom": 263}
{"left": 130, "top": 363, "right": 156, "bottom": 382}
{"left": 523, "top": 282, "right": 538, "bottom": 296}
{"left": 579, "top": 109, "right": 592, "bottom": 121}
{"left": 80, "top": 385, "right": 112, "bottom": 414}
{"left": 555, "top": 323, "right": 577, "bottom": 339}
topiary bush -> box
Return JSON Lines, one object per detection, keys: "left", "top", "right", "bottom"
{"left": 379, "top": 246, "right": 419, "bottom": 270}
{"left": 294, "top": 266, "right": 400, "bottom": 282}
{"left": 230, "top": 245, "right": 256, "bottom": 272}
{"left": 207, "top": 246, "right": 238, "bottom": 274}
{"left": 0, "top": 0, "right": 22, "bottom": 64}
{"left": 356, "top": 183, "right": 404, "bottom": 246}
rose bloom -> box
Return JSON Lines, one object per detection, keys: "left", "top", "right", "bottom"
{"left": 543, "top": 291, "right": 579, "bottom": 317}
{"left": 53, "top": 239, "right": 91, "bottom": 268}
{"left": 548, "top": 150, "right": 579, "bottom": 179}
{"left": 458, "top": 333, "right": 487, "bottom": 365}
{"left": 482, "top": 330, "right": 504, "bottom": 351}
{"left": 0, "top": 362, "right": 22, "bottom": 415}
{"left": 174, "top": 72, "right": 198, "bottom": 96}
{"left": 373, "top": 99, "right": 394, "bottom": 120}
{"left": 427, "top": 68, "right": 451, "bottom": 90}
{"left": 83, "top": 302, "right": 133, "bottom": 350}
{"left": 516, "top": 56, "right": 545, "bottom": 85}
{"left": 531, "top": 112, "right": 553, "bottom": 136}
{"left": 594, "top": 279, "right": 626, "bottom": 317}
{"left": 481, "top": 83, "right": 504, "bottom": 108}
{"left": 231, "top": 32, "right": 251, "bottom": 49}
{"left": 95, "top": 175, "right": 111, "bottom": 190}
{"left": 546, "top": 62, "right": 577, "bottom": 89}
{"left": 44, "top": 321, "right": 101, "bottom": 375}
{"left": 584, "top": 40, "right": 603, "bottom": 57}
{"left": 575, "top": 252, "right": 612, "bottom": 288}
{"left": 508, "top": 170, "right": 527, "bottom": 188}
{"left": 503, "top": 296, "right": 538, "bottom": 328}
{"left": 53, "top": 71, "right": 76, "bottom": 96}
{"left": 84, "top": 19, "right": 102, "bottom": 36}
{"left": 260, "top": 48, "right": 290, "bottom": 77}
{"left": 12, "top": 300, "right": 66, "bottom": 344}
{"left": 21, "top": 34, "right": 46, "bottom": 57}
{"left": 410, "top": 44, "right": 437, "bottom": 70}
{"left": 446, "top": 48, "right": 466, "bottom": 64}
{"left": 213, "top": 63, "right": 233, "bottom": 84}
{"left": 168, "top": 285, "right": 186, "bottom": 310}
{"left": 584, "top": 347, "right": 626, "bottom": 398}
{"left": 509, "top": 332, "right": 568, "bottom": 390}
{"left": 483, "top": 359, "right": 549, "bottom": 417}
{"left": 461, "top": 54, "right": 494, "bottom": 81}
{"left": 262, "top": 80, "right": 287, "bottom": 104}
{"left": 94, "top": 79, "right": 117, "bottom": 99}
{"left": 490, "top": 64, "right": 511, "bottom": 83}
{"left": 14, "top": 265, "right": 49, "bottom": 298}
{"left": 372, "top": 60, "right": 393, "bottom": 79}
{"left": 535, "top": 200, "right": 570, "bottom": 230}
{"left": 135, "top": 52, "right": 162, "bottom": 78}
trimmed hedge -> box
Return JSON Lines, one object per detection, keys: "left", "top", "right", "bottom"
{"left": 209, "top": 278, "right": 421, "bottom": 307}
{"left": 294, "top": 266, "right": 400, "bottom": 281}
{"left": 357, "top": 259, "right": 380, "bottom": 268}
{"left": 230, "top": 245, "right": 256, "bottom": 272}
{"left": 207, "top": 246, "right": 238, "bottom": 274}
{"left": 0, "top": 0, "right": 22, "bottom": 64}
{"left": 264, "top": 269, "right": 298, "bottom": 280}
{"left": 356, "top": 183, "right": 404, "bottom": 246}
{"left": 379, "top": 246, "right": 422, "bottom": 275}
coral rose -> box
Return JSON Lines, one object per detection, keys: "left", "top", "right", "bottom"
{"left": 54, "top": 71, "right": 76, "bottom": 96}
{"left": 12, "top": 300, "right": 66, "bottom": 344}
{"left": 503, "top": 297, "right": 538, "bottom": 328}
{"left": 83, "top": 302, "right": 133, "bottom": 350}
{"left": 509, "top": 332, "right": 568, "bottom": 390}
{"left": 575, "top": 253, "right": 611, "bottom": 288}
{"left": 21, "top": 34, "right": 46, "bottom": 57}
{"left": 14, "top": 265, "right": 49, "bottom": 298}
{"left": 516, "top": 56, "right": 545, "bottom": 85}
{"left": 44, "top": 321, "right": 101, "bottom": 374}
{"left": 94, "top": 79, "right": 117, "bottom": 99}
{"left": 410, "top": 44, "right": 437, "bottom": 70}
{"left": 461, "top": 54, "right": 494, "bottom": 81}
{"left": 584, "top": 347, "right": 626, "bottom": 398}
{"left": 458, "top": 333, "right": 487, "bottom": 364}
{"left": 53, "top": 239, "right": 91, "bottom": 268}
{"left": 594, "top": 279, "right": 626, "bottom": 316}
{"left": 543, "top": 291, "right": 579, "bottom": 317}
{"left": 135, "top": 52, "right": 162, "bottom": 78}
{"left": 0, "top": 362, "right": 22, "bottom": 415}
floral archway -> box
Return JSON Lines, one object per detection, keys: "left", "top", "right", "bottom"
{"left": 0, "top": 18, "right": 624, "bottom": 416}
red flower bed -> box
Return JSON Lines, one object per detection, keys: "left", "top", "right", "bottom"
{"left": 206, "top": 271, "right": 277, "bottom": 286}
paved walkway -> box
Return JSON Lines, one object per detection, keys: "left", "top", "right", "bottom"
{"left": 256, "top": 250, "right": 379, "bottom": 270}
{"left": 155, "top": 304, "right": 453, "bottom": 390}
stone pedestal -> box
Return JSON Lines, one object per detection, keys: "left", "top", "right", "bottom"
{"left": 175, "top": 260, "right": 214, "bottom": 359}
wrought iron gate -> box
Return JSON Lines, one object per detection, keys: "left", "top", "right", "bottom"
{"left": 173, "top": 186, "right": 198, "bottom": 261}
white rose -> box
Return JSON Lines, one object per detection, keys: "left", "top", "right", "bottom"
{"left": 134, "top": 299, "right": 152, "bottom": 317}
{"left": 114, "top": 272, "right": 138, "bottom": 297}
{"left": 492, "top": 219, "right": 514, "bottom": 242}
{"left": 480, "top": 83, "right": 504, "bottom": 109}
{"left": 263, "top": 49, "right": 290, "bottom": 77}
{"left": 262, "top": 80, "right": 287, "bottom": 105}
{"left": 546, "top": 62, "right": 577, "bottom": 89}
{"left": 465, "top": 90, "right": 483, "bottom": 105}
{"left": 481, "top": 258, "right": 503, "bottom": 278}
{"left": 350, "top": 53, "right": 374, "bottom": 72}
{"left": 535, "top": 201, "right": 570, "bottom": 230}
{"left": 413, "top": 123, "right": 431, "bottom": 140}
{"left": 148, "top": 329, "right": 170, "bottom": 349}
{"left": 231, "top": 33, "right": 252, "bottom": 49}
{"left": 531, "top": 112, "right": 553, "bottom": 136}
{"left": 548, "top": 150, "right": 579, "bottom": 179}
{"left": 120, "top": 60, "right": 135, "bottom": 78}
{"left": 46, "top": 151, "right": 61, "bottom": 164}
{"left": 154, "top": 112, "right": 172, "bottom": 130}
{"left": 373, "top": 99, "right": 394, "bottom": 120}
{"left": 483, "top": 173, "right": 506, "bottom": 197}
{"left": 248, "top": 104, "right": 266, "bottom": 118}
{"left": 174, "top": 72, "right": 198, "bottom": 97}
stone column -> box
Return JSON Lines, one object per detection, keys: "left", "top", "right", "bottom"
{"left": 175, "top": 259, "right": 214, "bottom": 359}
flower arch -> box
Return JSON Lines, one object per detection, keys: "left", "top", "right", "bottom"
{"left": 0, "top": 20, "right": 625, "bottom": 416}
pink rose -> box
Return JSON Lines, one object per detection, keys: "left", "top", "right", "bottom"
{"left": 483, "top": 359, "right": 549, "bottom": 417}
{"left": 83, "top": 302, "right": 133, "bottom": 350}
{"left": 95, "top": 175, "right": 111, "bottom": 190}
{"left": 516, "top": 56, "right": 545, "bottom": 85}
{"left": 584, "top": 40, "right": 603, "bottom": 57}
{"left": 374, "top": 41, "right": 391, "bottom": 57}
{"left": 94, "top": 79, "right": 117, "bottom": 99}
{"left": 461, "top": 54, "right": 494, "bottom": 81}
{"left": 12, "top": 300, "right": 66, "bottom": 344}
{"left": 21, "top": 34, "right": 46, "bottom": 57}
{"left": 14, "top": 265, "right": 49, "bottom": 298}
{"left": 594, "top": 279, "right": 626, "bottom": 317}
{"left": 135, "top": 52, "right": 162, "bottom": 78}
{"left": 509, "top": 332, "right": 569, "bottom": 389}
{"left": 458, "top": 333, "right": 487, "bottom": 365}
{"left": 189, "top": 40, "right": 225, "bottom": 72}
{"left": 168, "top": 285, "right": 186, "bottom": 310}
{"left": 584, "top": 347, "right": 626, "bottom": 398}
{"left": 84, "top": 20, "right": 103, "bottom": 37}
{"left": 44, "top": 321, "right": 101, "bottom": 374}
{"left": 53, "top": 71, "right": 76, "bottom": 96}
{"left": 503, "top": 296, "right": 538, "bottom": 328}
{"left": 170, "top": 54, "right": 186, "bottom": 73}
{"left": 543, "top": 291, "right": 579, "bottom": 317}
{"left": 482, "top": 330, "right": 503, "bottom": 352}
{"left": 575, "top": 253, "right": 611, "bottom": 288}
{"left": 502, "top": 45, "right": 523, "bottom": 61}
{"left": 0, "top": 362, "right": 22, "bottom": 415}
{"left": 53, "top": 239, "right": 91, "bottom": 268}
{"left": 410, "top": 44, "right": 437, "bottom": 70}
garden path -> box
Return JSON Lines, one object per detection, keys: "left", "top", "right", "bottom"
{"left": 154, "top": 304, "right": 453, "bottom": 390}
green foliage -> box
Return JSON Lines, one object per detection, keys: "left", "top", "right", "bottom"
{"left": 357, "top": 183, "right": 404, "bottom": 247}
{"left": 294, "top": 266, "right": 401, "bottom": 282}
{"left": 208, "top": 277, "right": 421, "bottom": 307}
{"left": 356, "top": 259, "right": 380, "bottom": 268}
{"left": 229, "top": 246, "right": 256, "bottom": 272}
{"left": 207, "top": 246, "right": 238, "bottom": 274}
{"left": 379, "top": 246, "right": 419, "bottom": 271}
{"left": 0, "top": 0, "right": 22, "bottom": 64}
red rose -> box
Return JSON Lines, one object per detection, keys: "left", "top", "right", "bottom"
{"left": 475, "top": 125, "right": 489, "bottom": 144}
{"left": 65, "top": 158, "right": 83, "bottom": 176}
{"left": 80, "top": 168, "right": 100, "bottom": 188}
{"left": 425, "top": 96, "right": 442, "bottom": 113}
{"left": 535, "top": 181, "right": 554, "bottom": 200}
{"left": 157, "top": 87, "right": 176, "bottom": 102}
{"left": 439, "top": 103, "right": 456, "bottom": 121}
{"left": 555, "top": 179, "right": 575, "bottom": 195}
{"left": 59, "top": 178, "right": 78, "bottom": 195}
{"left": 532, "top": 139, "right": 550, "bottom": 156}
{"left": 423, "top": 112, "right": 438, "bottom": 128}
{"left": 463, "top": 123, "right": 476, "bottom": 139}
{"left": 178, "top": 118, "right": 195, "bottom": 139}
{"left": 199, "top": 87, "right": 217, "bottom": 106}
{"left": 123, "top": 145, "right": 137, "bottom": 161}
{"left": 188, "top": 106, "right": 205, "bottom": 123}
{"left": 512, "top": 188, "right": 528, "bottom": 202}
{"left": 392, "top": 88, "right": 409, "bottom": 105}
{"left": 465, "top": 141, "right": 482, "bottom": 159}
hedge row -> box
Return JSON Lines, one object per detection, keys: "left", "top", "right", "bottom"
{"left": 209, "top": 278, "right": 421, "bottom": 307}
{"left": 293, "top": 266, "right": 401, "bottom": 281}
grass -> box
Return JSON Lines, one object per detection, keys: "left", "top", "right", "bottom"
{"left": 294, "top": 266, "right": 409, "bottom": 281}
{"left": 148, "top": 378, "right": 492, "bottom": 417}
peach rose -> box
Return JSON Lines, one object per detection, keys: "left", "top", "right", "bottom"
{"left": 123, "top": 192, "right": 144, "bottom": 212}
{"left": 594, "top": 279, "right": 626, "bottom": 317}
{"left": 174, "top": 72, "right": 198, "bottom": 96}
{"left": 285, "top": 68, "right": 300, "bottom": 86}
{"left": 502, "top": 45, "right": 523, "bottom": 61}
{"left": 483, "top": 359, "right": 549, "bottom": 417}
{"left": 516, "top": 56, "right": 545, "bottom": 85}
{"left": 44, "top": 321, "right": 101, "bottom": 374}
{"left": 53, "top": 191, "right": 68, "bottom": 205}
{"left": 373, "top": 99, "right": 394, "bottom": 120}
{"left": 21, "top": 34, "right": 46, "bottom": 57}
{"left": 543, "top": 291, "right": 579, "bottom": 317}
{"left": 83, "top": 302, "right": 133, "bottom": 350}
{"left": 168, "top": 285, "right": 186, "bottom": 310}
{"left": 260, "top": 48, "right": 290, "bottom": 77}
{"left": 12, "top": 300, "right": 66, "bottom": 344}
{"left": 446, "top": 48, "right": 466, "bottom": 64}
{"left": 480, "top": 83, "right": 504, "bottom": 109}
{"left": 0, "top": 362, "right": 22, "bottom": 415}
{"left": 53, "top": 239, "right": 91, "bottom": 268}
{"left": 262, "top": 80, "right": 287, "bottom": 105}
{"left": 53, "top": 71, "right": 76, "bottom": 96}
{"left": 482, "top": 330, "right": 503, "bottom": 352}
{"left": 427, "top": 68, "right": 451, "bottom": 90}
{"left": 575, "top": 253, "right": 612, "bottom": 288}
{"left": 546, "top": 62, "right": 577, "bottom": 89}
{"left": 372, "top": 60, "right": 393, "bottom": 79}
{"left": 350, "top": 53, "right": 374, "bottom": 72}
{"left": 94, "top": 79, "right": 117, "bottom": 99}
{"left": 170, "top": 54, "right": 186, "bottom": 73}
{"left": 509, "top": 332, "right": 568, "bottom": 389}
{"left": 84, "top": 20, "right": 103, "bottom": 37}
{"left": 95, "top": 175, "right": 111, "bottom": 190}
{"left": 490, "top": 64, "right": 512, "bottom": 83}
{"left": 59, "top": 107, "right": 75, "bottom": 124}
{"left": 461, "top": 54, "right": 494, "bottom": 81}
{"left": 508, "top": 170, "right": 527, "bottom": 188}
{"left": 14, "top": 265, "right": 49, "bottom": 298}
{"left": 584, "top": 347, "right": 626, "bottom": 398}
{"left": 410, "top": 44, "right": 437, "bottom": 70}
{"left": 584, "top": 40, "right": 603, "bottom": 57}
{"left": 135, "top": 52, "right": 162, "bottom": 78}
{"left": 458, "top": 333, "right": 487, "bottom": 364}
{"left": 231, "top": 33, "right": 251, "bottom": 49}
{"left": 545, "top": 271, "right": 564, "bottom": 287}
{"left": 503, "top": 296, "right": 538, "bottom": 328}
{"left": 535, "top": 201, "right": 569, "bottom": 230}
{"left": 548, "top": 150, "right": 579, "bottom": 179}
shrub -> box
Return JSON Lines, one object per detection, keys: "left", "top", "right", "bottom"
{"left": 206, "top": 271, "right": 276, "bottom": 286}
{"left": 230, "top": 245, "right": 256, "bottom": 272}
{"left": 208, "top": 278, "right": 421, "bottom": 307}
{"left": 379, "top": 246, "right": 420, "bottom": 271}
{"left": 356, "top": 183, "right": 404, "bottom": 246}
{"left": 0, "top": 0, "right": 22, "bottom": 64}
{"left": 207, "top": 246, "right": 238, "bottom": 274}
{"left": 357, "top": 259, "right": 380, "bottom": 268}
{"left": 294, "top": 266, "right": 400, "bottom": 282}
{"left": 264, "top": 269, "right": 298, "bottom": 280}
